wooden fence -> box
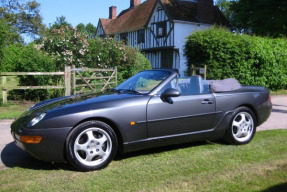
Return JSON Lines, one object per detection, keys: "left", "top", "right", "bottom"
{"left": 0, "top": 66, "right": 117, "bottom": 105}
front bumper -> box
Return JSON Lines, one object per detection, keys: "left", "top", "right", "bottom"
{"left": 11, "top": 127, "right": 72, "bottom": 162}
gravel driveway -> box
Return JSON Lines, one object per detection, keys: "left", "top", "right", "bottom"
{"left": 1, "top": 95, "right": 287, "bottom": 170}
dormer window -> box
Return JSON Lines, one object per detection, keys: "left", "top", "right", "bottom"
{"left": 157, "top": 21, "right": 166, "bottom": 38}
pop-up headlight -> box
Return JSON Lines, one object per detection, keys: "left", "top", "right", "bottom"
{"left": 30, "top": 113, "right": 46, "bottom": 127}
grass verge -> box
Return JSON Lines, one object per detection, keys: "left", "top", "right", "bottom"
{"left": 0, "top": 130, "right": 286, "bottom": 192}
{"left": 271, "top": 90, "right": 287, "bottom": 95}
{"left": 0, "top": 101, "right": 34, "bottom": 120}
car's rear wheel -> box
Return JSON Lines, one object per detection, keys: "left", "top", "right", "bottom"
{"left": 224, "top": 107, "right": 257, "bottom": 145}
{"left": 66, "top": 121, "right": 118, "bottom": 171}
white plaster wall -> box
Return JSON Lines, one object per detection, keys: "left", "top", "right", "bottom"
{"left": 174, "top": 21, "right": 211, "bottom": 75}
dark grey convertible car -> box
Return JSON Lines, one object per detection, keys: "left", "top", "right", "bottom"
{"left": 11, "top": 69, "right": 272, "bottom": 171}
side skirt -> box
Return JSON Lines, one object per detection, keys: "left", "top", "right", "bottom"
{"left": 122, "top": 110, "right": 234, "bottom": 153}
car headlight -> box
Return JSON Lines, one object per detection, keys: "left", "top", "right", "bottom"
{"left": 30, "top": 113, "right": 46, "bottom": 127}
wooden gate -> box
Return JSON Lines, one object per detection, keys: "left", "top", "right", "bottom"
{"left": 71, "top": 66, "right": 117, "bottom": 95}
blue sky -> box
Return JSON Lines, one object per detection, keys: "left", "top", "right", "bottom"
{"left": 38, "top": 0, "right": 147, "bottom": 28}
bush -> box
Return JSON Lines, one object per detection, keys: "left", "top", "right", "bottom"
{"left": 2, "top": 44, "right": 61, "bottom": 101}
{"left": 1, "top": 44, "right": 22, "bottom": 72}
{"left": 0, "top": 19, "right": 8, "bottom": 66}
{"left": 85, "top": 37, "right": 151, "bottom": 83}
{"left": 40, "top": 25, "right": 89, "bottom": 70}
{"left": 184, "top": 27, "right": 287, "bottom": 90}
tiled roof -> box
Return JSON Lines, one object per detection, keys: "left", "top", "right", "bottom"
{"left": 162, "top": 0, "right": 199, "bottom": 23}
{"left": 99, "top": 18, "right": 112, "bottom": 34}
{"left": 162, "top": 0, "right": 229, "bottom": 26}
{"left": 101, "top": 0, "right": 156, "bottom": 35}
{"left": 100, "top": 0, "right": 229, "bottom": 35}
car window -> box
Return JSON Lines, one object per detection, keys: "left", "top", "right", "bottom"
{"left": 178, "top": 76, "right": 210, "bottom": 95}
{"left": 116, "top": 70, "right": 170, "bottom": 94}
{"left": 158, "top": 76, "right": 179, "bottom": 95}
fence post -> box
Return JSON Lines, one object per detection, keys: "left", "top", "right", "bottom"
{"left": 115, "top": 67, "right": 118, "bottom": 85}
{"left": 204, "top": 65, "right": 207, "bottom": 80}
{"left": 2, "top": 76, "right": 7, "bottom": 105}
{"left": 72, "top": 65, "right": 76, "bottom": 95}
{"left": 65, "top": 65, "right": 71, "bottom": 96}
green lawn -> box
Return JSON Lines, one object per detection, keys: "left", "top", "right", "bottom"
{"left": 271, "top": 90, "right": 287, "bottom": 95}
{"left": 0, "top": 130, "right": 286, "bottom": 192}
{"left": 0, "top": 101, "right": 34, "bottom": 119}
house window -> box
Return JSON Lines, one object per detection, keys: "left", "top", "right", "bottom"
{"left": 157, "top": 22, "right": 166, "bottom": 38}
{"left": 120, "top": 33, "right": 128, "bottom": 44}
{"left": 137, "top": 29, "right": 145, "bottom": 44}
{"left": 161, "top": 51, "right": 173, "bottom": 69}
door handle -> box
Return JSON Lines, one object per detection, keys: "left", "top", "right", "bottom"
{"left": 201, "top": 99, "right": 214, "bottom": 104}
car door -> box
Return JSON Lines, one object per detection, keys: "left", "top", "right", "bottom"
{"left": 147, "top": 76, "right": 216, "bottom": 138}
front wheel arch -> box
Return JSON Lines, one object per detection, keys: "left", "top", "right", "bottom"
{"left": 65, "top": 117, "right": 124, "bottom": 157}
{"left": 65, "top": 120, "right": 118, "bottom": 171}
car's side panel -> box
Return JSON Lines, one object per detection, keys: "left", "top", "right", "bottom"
{"left": 122, "top": 88, "right": 271, "bottom": 153}
{"left": 10, "top": 95, "right": 152, "bottom": 162}
{"left": 41, "top": 95, "right": 151, "bottom": 143}
{"left": 212, "top": 88, "right": 271, "bottom": 129}
{"left": 147, "top": 94, "right": 216, "bottom": 137}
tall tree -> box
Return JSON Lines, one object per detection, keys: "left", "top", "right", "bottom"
{"left": 0, "top": 18, "right": 8, "bottom": 64}
{"left": 50, "top": 16, "right": 72, "bottom": 29}
{"left": 85, "top": 23, "right": 97, "bottom": 38}
{"left": 0, "top": 0, "right": 45, "bottom": 39}
{"left": 230, "top": 0, "right": 287, "bottom": 37}
{"left": 215, "top": 0, "right": 232, "bottom": 23}
{"left": 76, "top": 22, "right": 97, "bottom": 38}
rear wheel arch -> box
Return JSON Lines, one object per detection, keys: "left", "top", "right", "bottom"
{"left": 224, "top": 106, "right": 257, "bottom": 145}
{"left": 237, "top": 104, "right": 258, "bottom": 125}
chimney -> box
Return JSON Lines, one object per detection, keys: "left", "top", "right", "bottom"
{"left": 197, "top": 0, "right": 214, "bottom": 24}
{"left": 109, "top": 6, "right": 117, "bottom": 19}
{"left": 130, "top": 0, "right": 141, "bottom": 8}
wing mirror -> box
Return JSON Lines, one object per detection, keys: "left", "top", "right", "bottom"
{"left": 161, "top": 88, "right": 180, "bottom": 99}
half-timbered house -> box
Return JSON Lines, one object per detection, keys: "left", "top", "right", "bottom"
{"left": 96, "top": 0, "right": 229, "bottom": 74}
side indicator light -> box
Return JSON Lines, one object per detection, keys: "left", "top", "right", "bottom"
{"left": 130, "top": 121, "right": 136, "bottom": 126}
{"left": 21, "top": 136, "right": 42, "bottom": 144}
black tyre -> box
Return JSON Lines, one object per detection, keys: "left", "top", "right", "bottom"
{"left": 224, "top": 107, "right": 257, "bottom": 145}
{"left": 66, "top": 121, "right": 118, "bottom": 171}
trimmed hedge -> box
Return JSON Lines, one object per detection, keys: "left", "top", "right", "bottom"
{"left": 184, "top": 27, "right": 287, "bottom": 90}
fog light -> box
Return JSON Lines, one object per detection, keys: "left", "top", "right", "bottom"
{"left": 21, "top": 136, "right": 42, "bottom": 144}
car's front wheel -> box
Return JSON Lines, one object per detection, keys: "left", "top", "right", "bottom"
{"left": 66, "top": 121, "right": 118, "bottom": 171}
{"left": 224, "top": 107, "right": 257, "bottom": 145}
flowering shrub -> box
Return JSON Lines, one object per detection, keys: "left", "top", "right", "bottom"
{"left": 86, "top": 37, "right": 151, "bottom": 83}
{"left": 39, "top": 26, "right": 151, "bottom": 83}
{"left": 39, "top": 26, "right": 89, "bottom": 69}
